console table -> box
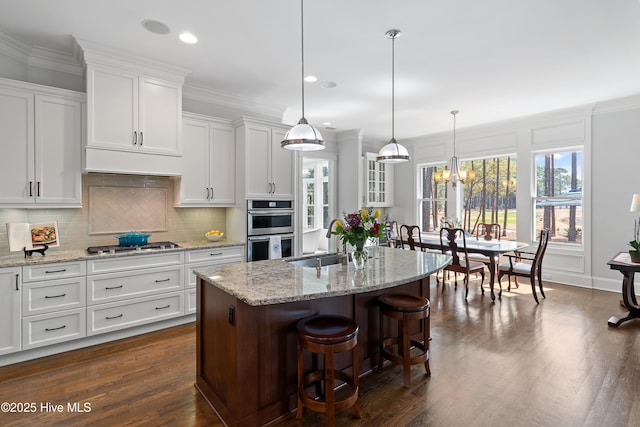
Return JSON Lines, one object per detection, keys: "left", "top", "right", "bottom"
{"left": 607, "top": 252, "right": 640, "bottom": 327}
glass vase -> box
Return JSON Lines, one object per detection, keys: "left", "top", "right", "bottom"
{"left": 352, "top": 239, "right": 368, "bottom": 270}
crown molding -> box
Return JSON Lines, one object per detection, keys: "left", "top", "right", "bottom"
{"left": 0, "top": 29, "right": 82, "bottom": 76}
{"left": 592, "top": 93, "right": 640, "bottom": 115}
{"left": 184, "top": 84, "right": 286, "bottom": 122}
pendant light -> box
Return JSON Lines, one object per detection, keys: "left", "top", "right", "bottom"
{"left": 281, "top": 0, "right": 325, "bottom": 151}
{"left": 377, "top": 29, "right": 410, "bottom": 164}
{"left": 442, "top": 110, "right": 474, "bottom": 188}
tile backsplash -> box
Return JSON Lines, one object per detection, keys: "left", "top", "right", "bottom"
{"left": 0, "top": 174, "right": 228, "bottom": 256}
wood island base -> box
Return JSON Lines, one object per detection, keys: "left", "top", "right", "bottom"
{"left": 195, "top": 276, "right": 430, "bottom": 427}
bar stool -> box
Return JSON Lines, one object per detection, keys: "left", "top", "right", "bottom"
{"left": 296, "top": 314, "right": 361, "bottom": 426}
{"left": 377, "top": 294, "right": 430, "bottom": 388}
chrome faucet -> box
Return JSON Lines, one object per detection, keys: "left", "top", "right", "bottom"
{"left": 326, "top": 219, "right": 345, "bottom": 257}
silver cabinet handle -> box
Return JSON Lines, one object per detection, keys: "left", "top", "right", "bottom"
{"left": 45, "top": 293, "right": 66, "bottom": 299}
{"left": 133, "top": 131, "right": 138, "bottom": 145}
{"left": 45, "top": 325, "right": 66, "bottom": 332}
{"left": 139, "top": 131, "right": 143, "bottom": 146}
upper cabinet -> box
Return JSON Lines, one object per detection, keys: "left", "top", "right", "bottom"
{"left": 77, "top": 38, "right": 190, "bottom": 176}
{"left": 176, "top": 113, "right": 235, "bottom": 206}
{"left": 0, "top": 79, "right": 83, "bottom": 207}
{"left": 235, "top": 118, "right": 295, "bottom": 199}
{"left": 364, "top": 152, "right": 394, "bottom": 207}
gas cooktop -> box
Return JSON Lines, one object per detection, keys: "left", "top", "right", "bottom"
{"left": 86, "top": 241, "right": 179, "bottom": 255}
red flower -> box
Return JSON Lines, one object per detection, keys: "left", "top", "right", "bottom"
{"left": 373, "top": 222, "right": 379, "bottom": 235}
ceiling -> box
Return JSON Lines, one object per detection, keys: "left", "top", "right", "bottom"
{"left": 2, "top": 0, "right": 640, "bottom": 143}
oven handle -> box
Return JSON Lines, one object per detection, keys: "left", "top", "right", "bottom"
{"left": 247, "top": 210, "right": 295, "bottom": 215}
{"left": 247, "top": 234, "right": 295, "bottom": 242}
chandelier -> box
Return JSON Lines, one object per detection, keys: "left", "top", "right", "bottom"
{"left": 434, "top": 110, "right": 475, "bottom": 187}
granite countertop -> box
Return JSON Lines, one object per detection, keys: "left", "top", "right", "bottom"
{"left": 0, "top": 239, "right": 245, "bottom": 268}
{"left": 195, "top": 246, "right": 451, "bottom": 306}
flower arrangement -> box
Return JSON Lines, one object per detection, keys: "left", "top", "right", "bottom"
{"left": 332, "top": 208, "right": 385, "bottom": 249}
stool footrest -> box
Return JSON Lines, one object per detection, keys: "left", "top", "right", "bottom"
{"left": 381, "top": 337, "right": 429, "bottom": 365}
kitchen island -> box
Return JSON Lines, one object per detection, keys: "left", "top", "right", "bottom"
{"left": 194, "top": 246, "right": 450, "bottom": 427}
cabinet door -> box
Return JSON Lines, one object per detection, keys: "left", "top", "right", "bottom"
{"left": 34, "top": 95, "right": 82, "bottom": 205}
{"left": 87, "top": 66, "right": 138, "bottom": 151}
{"left": 245, "top": 125, "right": 272, "bottom": 198}
{"left": 0, "top": 87, "right": 33, "bottom": 204}
{"left": 270, "top": 128, "right": 295, "bottom": 199}
{"left": 138, "top": 77, "right": 182, "bottom": 155}
{"left": 181, "top": 118, "right": 211, "bottom": 204}
{"left": 210, "top": 124, "right": 235, "bottom": 204}
{"left": 363, "top": 152, "right": 393, "bottom": 207}
{"left": 0, "top": 267, "right": 21, "bottom": 355}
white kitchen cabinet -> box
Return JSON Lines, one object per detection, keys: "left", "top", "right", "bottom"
{"left": 364, "top": 152, "right": 394, "bottom": 207}
{"left": 0, "top": 267, "right": 21, "bottom": 355}
{"left": 178, "top": 114, "right": 235, "bottom": 205}
{"left": 86, "top": 252, "right": 186, "bottom": 336}
{"left": 184, "top": 246, "right": 244, "bottom": 314}
{"left": 87, "top": 65, "right": 182, "bottom": 156}
{"left": 0, "top": 81, "right": 82, "bottom": 207}
{"left": 236, "top": 119, "right": 295, "bottom": 199}
{"left": 22, "top": 308, "right": 86, "bottom": 350}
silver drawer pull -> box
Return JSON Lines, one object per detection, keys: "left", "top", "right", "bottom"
{"left": 105, "top": 285, "right": 124, "bottom": 290}
{"left": 45, "top": 269, "right": 67, "bottom": 274}
{"left": 45, "top": 325, "right": 66, "bottom": 332}
{"left": 155, "top": 278, "right": 170, "bottom": 283}
{"left": 210, "top": 252, "right": 223, "bottom": 256}
{"left": 45, "top": 293, "right": 66, "bottom": 299}
{"left": 106, "top": 314, "right": 123, "bottom": 320}
{"left": 155, "top": 305, "right": 170, "bottom": 310}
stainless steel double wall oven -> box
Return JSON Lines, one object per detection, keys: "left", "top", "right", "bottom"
{"left": 246, "top": 200, "right": 294, "bottom": 261}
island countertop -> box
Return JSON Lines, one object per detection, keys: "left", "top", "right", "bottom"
{"left": 195, "top": 246, "right": 451, "bottom": 306}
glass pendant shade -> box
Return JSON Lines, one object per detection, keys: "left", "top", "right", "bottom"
{"left": 281, "top": 117, "right": 325, "bottom": 151}
{"left": 377, "top": 138, "right": 410, "bottom": 163}
{"left": 630, "top": 194, "right": 640, "bottom": 212}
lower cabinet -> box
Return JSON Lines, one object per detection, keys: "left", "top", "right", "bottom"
{"left": 87, "top": 252, "right": 185, "bottom": 336}
{"left": 21, "top": 261, "right": 86, "bottom": 350}
{"left": 0, "top": 267, "right": 21, "bottom": 355}
{"left": 184, "top": 246, "right": 244, "bottom": 314}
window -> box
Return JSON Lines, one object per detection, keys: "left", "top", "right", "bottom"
{"left": 419, "top": 155, "right": 517, "bottom": 239}
{"left": 534, "top": 150, "right": 583, "bottom": 245}
{"left": 462, "top": 156, "right": 517, "bottom": 240}
{"left": 303, "top": 161, "right": 330, "bottom": 230}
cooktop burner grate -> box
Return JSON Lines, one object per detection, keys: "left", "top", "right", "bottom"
{"left": 86, "top": 241, "right": 179, "bottom": 255}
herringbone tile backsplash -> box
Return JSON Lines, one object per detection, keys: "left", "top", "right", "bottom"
{"left": 0, "top": 174, "right": 227, "bottom": 255}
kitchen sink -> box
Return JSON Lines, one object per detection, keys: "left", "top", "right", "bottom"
{"left": 287, "top": 253, "right": 345, "bottom": 267}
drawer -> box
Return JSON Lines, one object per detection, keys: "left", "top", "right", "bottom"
{"left": 87, "top": 266, "right": 184, "bottom": 305}
{"left": 185, "top": 289, "right": 196, "bottom": 314}
{"left": 22, "top": 277, "right": 86, "bottom": 316}
{"left": 22, "top": 308, "right": 86, "bottom": 350}
{"left": 185, "top": 246, "right": 244, "bottom": 264}
{"left": 87, "top": 251, "right": 184, "bottom": 275}
{"left": 23, "top": 261, "right": 86, "bottom": 282}
{"left": 87, "top": 291, "right": 184, "bottom": 336}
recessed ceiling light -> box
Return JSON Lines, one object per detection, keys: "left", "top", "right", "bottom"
{"left": 320, "top": 81, "right": 337, "bottom": 89}
{"left": 304, "top": 75, "right": 318, "bottom": 83}
{"left": 323, "top": 122, "right": 332, "bottom": 126}
{"left": 179, "top": 32, "right": 198, "bottom": 44}
{"left": 141, "top": 19, "right": 170, "bottom": 35}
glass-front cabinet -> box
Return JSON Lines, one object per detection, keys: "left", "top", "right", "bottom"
{"left": 364, "top": 152, "right": 393, "bottom": 207}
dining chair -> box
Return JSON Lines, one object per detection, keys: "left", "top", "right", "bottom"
{"left": 439, "top": 227, "right": 486, "bottom": 299}
{"left": 497, "top": 229, "right": 550, "bottom": 304}
{"left": 399, "top": 225, "right": 424, "bottom": 251}
{"left": 467, "top": 223, "right": 502, "bottom": 275}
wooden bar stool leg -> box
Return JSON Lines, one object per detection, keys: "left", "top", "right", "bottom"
{"left": 352, "top": 345, "right": 362, "bottom": 419}
{"left": 296, "top": 341, "right": 304, "bottom": 420}
{"left": 401, "top": 318, "right": 411, "bottom": 388}
{"left": 325, "top": 351, "right": 335, "bottom": 426}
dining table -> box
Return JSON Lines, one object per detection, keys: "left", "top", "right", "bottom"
{"left": 415, "top": 233, "right": 528, "bottom": 301}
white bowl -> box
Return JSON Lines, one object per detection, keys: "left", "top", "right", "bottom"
{"left": 206, "top": 233, "right": 224, "bottom": 242}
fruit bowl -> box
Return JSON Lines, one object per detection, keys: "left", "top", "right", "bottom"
{"left": 206, "top": 232, "right": 224, "bottom": 242}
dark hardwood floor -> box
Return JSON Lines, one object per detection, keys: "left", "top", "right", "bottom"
{"left": 2, "top": 278, "right": 639, "bottom": 427}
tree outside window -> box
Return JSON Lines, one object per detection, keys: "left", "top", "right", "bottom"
{"left": 534, "top": 150, "right": 583, "bottom": 244}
